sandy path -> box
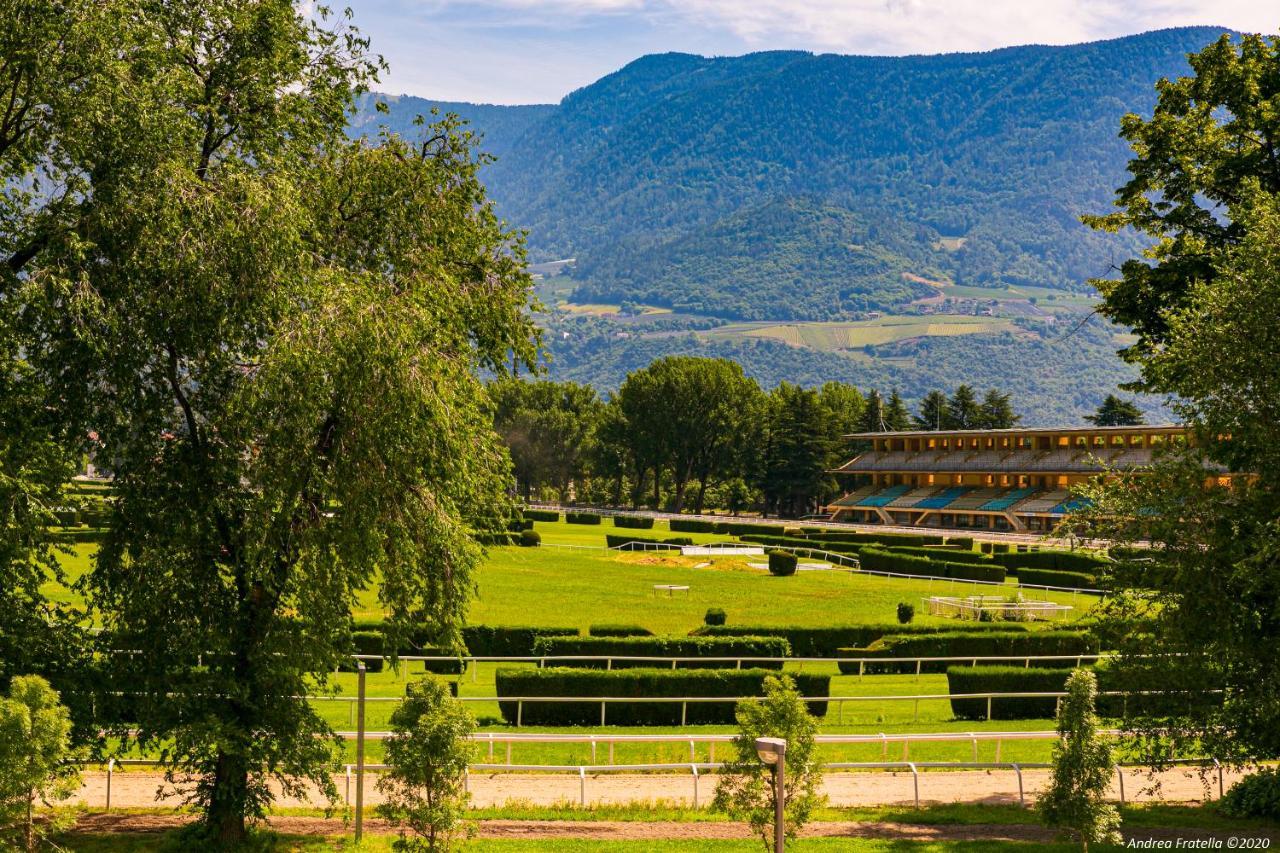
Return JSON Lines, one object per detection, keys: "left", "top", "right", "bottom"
{"left": 73, "top": 765, "right": 1245, "bottom": 811}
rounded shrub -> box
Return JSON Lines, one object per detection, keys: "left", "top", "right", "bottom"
{"left": 767, "top": 550, "right": 797, "bottom": 577}
{"left": 896, "top": 602, "right": 915, "bottom": 624}
{"left": 519, "top": 529, "right": 541, "bottom": 547}
{"left": 1221, "top": 767, "right": 1280, "bottom": 820}
{"left": 704, "top": 607, "right": 727, "bottom": 626}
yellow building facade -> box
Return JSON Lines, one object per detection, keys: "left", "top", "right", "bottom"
{"left": 828, "top": 424, "right": 1188, "bottom": 533}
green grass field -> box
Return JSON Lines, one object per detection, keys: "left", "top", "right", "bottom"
{"left": 48, "top": 517, "right": 1102, "bottom": 765}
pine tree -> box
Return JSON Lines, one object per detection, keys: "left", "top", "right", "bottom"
{"left": 1038, "top": 669, "right": 1122, "bottom": 850}
{"left": 914, "top": 390, "right": 948, "bottom": 431}
{"left": 978, "top": 389, "right": 1020, "bottom": 429}
{"left": 945, "top": 385, "right": 982, "bottom": 429}
{"left": 885, "top": 390, "right": 912, "bottom": 431}
{"left": 859, "top": 390, "right": 885, "bottom": 433}
{"left": 1084, "top": 395, "right": 1145, "bottom": 427}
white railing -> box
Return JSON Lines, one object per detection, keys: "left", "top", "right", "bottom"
{"left": 85, "top": 755, "right": 1228, "bottom": 812}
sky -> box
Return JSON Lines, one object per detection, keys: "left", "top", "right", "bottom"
{"left": 343, "top": 1, "right": 1279, "bottom": 104}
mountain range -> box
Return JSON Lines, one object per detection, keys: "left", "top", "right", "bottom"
{"left": 350, "top": 27, "right": 1233, "bottom": 423}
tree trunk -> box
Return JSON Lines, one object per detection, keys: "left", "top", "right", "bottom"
{"left": 208, "top": 751, "right": 249, "bottom": 844}
{"left": 694, "top": 478, "right": 708, "bottom": 515}
{"left": 651, "top": 465, "right": 660, "bottom": 509}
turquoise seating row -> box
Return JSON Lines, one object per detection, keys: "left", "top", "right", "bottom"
{"left": 857, "top": 485, "right": 912, "bottom": 507}
{"left": 914, "top": 486, "right": 970, "bottom": 509}
{"left": 979, "top": 488, "right": 1036, "bottom": 511}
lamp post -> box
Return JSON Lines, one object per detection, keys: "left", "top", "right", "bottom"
{"left": 754, "top": 737, "right": 787, "bottom": 853}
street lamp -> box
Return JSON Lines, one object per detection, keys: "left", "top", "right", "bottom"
{"left": 754, "top": 737, "right": 787, "bottom": 853}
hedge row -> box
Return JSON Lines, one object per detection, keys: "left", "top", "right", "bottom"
{"left": 588, "top": 624, "right": 654, "bottom": 637}
{"left": 947, "top": 666, "right": 1075, "bottom": 719}
{"left": 522, "top": 509, "right": 560, "bottom": 522}
{"left": 48, "top": 528, "right": 107, "bottom": 544}
{"left": 494, "top": 668, "right": 830, "bottom": 725}
{"left": 692, "top": 623, "right": 1029, "bottom": 657}
{"left": 806, "top": 530, "right": 947, "bottom": 546}
{"left": 668, "top": 518, "right": 719, "bottom": 533}
{"left": 1016, "top": 568, "right": 1099, "bottom": 590}
{"left": 605, "top": 534, "right": 693, "bottom": 549}
{"left": 566, "top": 511, "right": 602, "bottom": 525}
{"left": 612, "top": 515, "right": 655, "bottom": 529}
{"left": 739, "top": 534, "right": 863, "bottom": 554}
{"left": 530, "top": 635, "right": 790, "bottom": 669}
{"left": 887, "top": 546, "right": 993, "bottom": 565}
{"left": 993, "top": 549, "right": 1110, "bottom": 572}
{"left": 839, "top": 630, "right": 1098, "bottom": 675}
{"left": 859, "top": 548, "right": 1006, "bottom": 583}
{"left": 347, "top": 623, "right": 580, "bottom": 657}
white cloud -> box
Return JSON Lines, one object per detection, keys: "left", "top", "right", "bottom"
{"left": 416, "top": 0, "right": 1276, "bottom": 53}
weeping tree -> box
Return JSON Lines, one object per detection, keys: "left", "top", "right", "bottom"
{"left": 8, "top": 0, "right": 536, "bottom": 843}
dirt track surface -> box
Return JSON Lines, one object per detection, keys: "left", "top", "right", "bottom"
{"left": 74, "top": 765, "right": 1244, "bottom": 812}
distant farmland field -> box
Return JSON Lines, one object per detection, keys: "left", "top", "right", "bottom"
{"left": 700, "top": 315, "right": 1015, "bottom": 352}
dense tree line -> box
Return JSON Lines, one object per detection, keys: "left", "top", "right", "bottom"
{"left": 491, "top": 359, "right": 1025, "bottom": 516}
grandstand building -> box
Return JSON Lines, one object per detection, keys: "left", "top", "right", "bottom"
{"left": 828, "top": 424, "right": 1187, "bottom": 533}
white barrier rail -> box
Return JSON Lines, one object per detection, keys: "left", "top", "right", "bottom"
{"left": 87, "top": 756, "right": 1227, "bottom": 812}
{"left": 311, "top": 689, "right": 1199, "bottom": 727}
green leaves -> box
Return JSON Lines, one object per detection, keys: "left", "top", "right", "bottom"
{"left": 0, "top": 675, "right": 80, "bottom": 851}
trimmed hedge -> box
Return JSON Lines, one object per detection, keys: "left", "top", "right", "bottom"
{"left": 522, "top": 509, "right": 560, "bottom": 523}
{"left": 473, "top": 531, "right": 518, "bottom": 546}
{"left": 566, "top": 511, "right": 602, "bottom": 525}
{"left": 859, "top": 548, "right": 1006, "bottom": 583}
{"left": 994, "top": 549, "right": 1110, "bottom": 572}
{"left": 588, "top": 624, "right": 654, "bottom": 637}
{"left": 721, "top": 521, "right": 788, "bottom": 536}
{"left": 838, "top": 630, "right": 1098, "bottom": 675}
{"left": 668, "top": 518, "right": 720, "bottom": 534}
{"left": 48, "top": 527, "right": 107, "bottom": 544}
{"left": 807, "top": 530, "right": 947, "bottom": 546}
{"left": 530, "top": 634, "right": 790, "bottom": 669}
{"left": 605, "top": 533, "right": 693, "bottom": 549}
{"left": 462, "top": 625, "right": 578, "bottom": 657}
{"left": 704, "top": 608, "right": 727, "bottom": 626}
{"left": 519, "top": 530, "right": 541, "bottom": 547}
{"left": 887, "top": 546, "right": 994, "bottom": 566}
{"left": 947, "top": 666, "right": 1074, "bottom": 719}
{"left": 740, "top": 534, "right": 863, "bottom": 555}
{"left": 1016, "top": 568, "right": 1099, "bottom": 590}
{"left": 693, "top": 623, "right": 1029, "bottom": 657}
{"left": 612, "top": 515, "right": 655, "bottom": 529}
{"left": 948, "top": 537, "right": 975, "bottom": 550}
{"left": 767, "top": 550, "right": 797, "bottom": 576}
{"left": 495, "top": 668, "right": 829, "bottom": 725}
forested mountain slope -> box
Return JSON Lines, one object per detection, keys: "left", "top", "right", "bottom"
{"left": 351, "top": 28, "right": 1228, "bottom": 420}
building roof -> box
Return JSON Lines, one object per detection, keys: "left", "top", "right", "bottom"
{"left": 841, "top": 424, "right": 1184, "bottom": 440}
{"left": 833, "top": 447, "right": 1160, "bottom": 476}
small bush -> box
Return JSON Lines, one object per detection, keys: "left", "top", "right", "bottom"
{"left": 522, "top": 509, "right": 559, "bottom": 523}
{"left": 704, "top": 608, "right": 727, "bottom": 626}
{"left": 494, "top": 667, "right": 830, "bottom": 725}
{"left": 587, "top": 624, "right": 653, "bottom": 637}
{"left": 767, "top": 550, "right": 798, "bottom": 576}
{"left": 1221, "top": 767, "right": 1280, "bottom": 820}
{"left": 612, "top": 514, "right": 655, "bottom": 529}
{"left": 518, "top": 529, "right": 541, "bottom": 547}
{"left": 565, "top": 511, "right": 602, "bottom": 525}
{"left": 896, "top": 602, "right": 915, "bottom": 624}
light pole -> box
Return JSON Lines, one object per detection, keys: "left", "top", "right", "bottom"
{"left": 754, "top": 737, "right": 787, "bottom": 853}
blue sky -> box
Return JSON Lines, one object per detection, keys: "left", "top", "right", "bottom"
{"left": 341, "top": 1, "right": 1278, "bottom": 104}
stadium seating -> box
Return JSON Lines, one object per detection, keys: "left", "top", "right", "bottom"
{"left": 1015, "top": 490, "right": 1070, "bottom": 513}
{"left": 913, "top": 486, "right": 970, "bottom": 509}
{"left": 856, "top": 485, "right": 912, "bottom": 507}
{"left": 948, "top": 487, "right": 1004, "bottom": 510}
{"left": 979, "top": 487, "right": 1036, "bottom": 511}
{"left": 888, "top": 487, "right": 941, "bottom": 508}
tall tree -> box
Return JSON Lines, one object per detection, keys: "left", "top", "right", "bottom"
{"left": 757, "top": 384, "right": 831, "bottom": 517}
{"left": 816, "top": 381, "right": 865, "bottom": 436}
{"left": 1083, "top": 33, "right": 1280, "bottom": 375}
{"left": 914, "top": 390, "right": 948, "bottom": 431}
{"left": 1084, "top": 395, "right": 1145, "bottom": 427}
{"left": 884, "top": 390, "right": 912, "bottom": 431}
{"left": 858, "top": 389, "right": 885, "bottom": 433}
{"left": 977, "top": 389, "right": 1020, "bottom": 429}
{"left": 945, "top": 385, "right": 982, "bottom": 429}
{"left": 1076, "top": 37, "right": 1280, "bottom": 775}
{"left": 9, "top": 2, "right": 539, "bottom": 842}
{"left": 489, "top": 379, "right": 601, "bottom": 502}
